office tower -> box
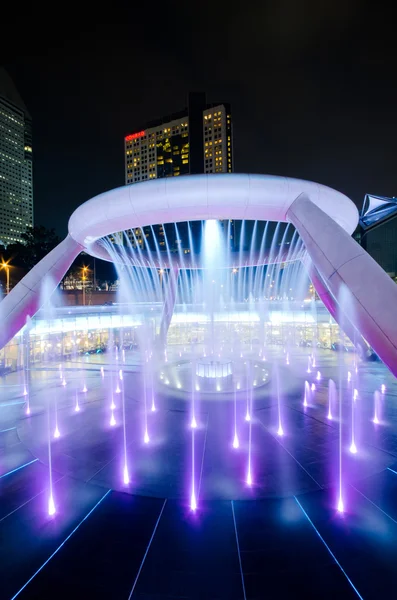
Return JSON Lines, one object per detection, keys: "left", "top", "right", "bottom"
{"left": 124, "top": 93, "right": 233, "bottom": 251}
{"left": 0, "top": 68, "right": 33, "bottom": 245}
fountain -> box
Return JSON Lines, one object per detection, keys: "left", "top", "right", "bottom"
{"left": 0, "top": 201, "right": 393, "bottom": 520}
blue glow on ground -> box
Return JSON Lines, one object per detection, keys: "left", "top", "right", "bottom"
{"left": 231, "top": 501, "right": 247, "bottom": 600}
{"left": 294, "top": 496, "right": 363, "bottom": 599}
{"left": 0, "top": 458, "right": 38, "bottom": 479}
{"left": 127, "top": 499, "right": 167, "bottom": 599}
{"left": 10, "top": 489, "right": 111, "bottom": 600}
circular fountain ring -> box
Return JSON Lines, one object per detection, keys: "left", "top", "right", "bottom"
{"left": 68, "top": 174, "right": 358, "bottom": 263}
{"left": 196, "top": 358, "right": 233, "bottom": 379}
{"left": 159, "top": 358, "right": 270, "bottom": 394}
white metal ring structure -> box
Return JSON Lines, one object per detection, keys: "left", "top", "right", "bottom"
{"left": 1, "top": 173, "right": 397, "bottom": 376}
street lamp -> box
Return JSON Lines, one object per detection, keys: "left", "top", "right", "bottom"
{"left": 1, "top": 260, "right": 10, "bottom": 295}
{"left": 82, "top": 266, "right": 88, "bottom": 306}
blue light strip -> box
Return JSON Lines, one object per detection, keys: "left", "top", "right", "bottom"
{"left": 294, "top": 496, "right": 363, "bottom": 600}
{"left": 387, "top": 467, "right": 397, "bottom": 476}
{"left": 0, "top": 426, "right": 16, "bottom": 433}
{"left": 10, "top": 489, "right": 111, "bottom": 600}
{"left": 231, "top": 500, "right": 247, "bottom": 600}
{"left": 0, "top": 458, "right": 38, "bottom": 479}
{"left": 127, "top": 498, "right": 167, "bottom": 599}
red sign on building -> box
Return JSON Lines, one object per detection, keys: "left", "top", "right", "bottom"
{"left": 125, "top": 131, "right": 145, "bottom": 142}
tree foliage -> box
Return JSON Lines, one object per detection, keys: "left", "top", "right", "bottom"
{"left": 0, "top": 226, "right": 61, "bottom": 270}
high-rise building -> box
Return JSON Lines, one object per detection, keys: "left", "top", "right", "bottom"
{"left": 0, "top": 68, "right": 33, "bottom": 246}
{"left": 124, "top": 93, "right": 233, "bottom": 250}
{"left": 125, "top": 93, "right": 233, "bottom": 184}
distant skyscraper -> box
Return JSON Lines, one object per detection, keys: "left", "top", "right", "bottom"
{"left": 0, "top": 68, "right": 33, "bottom": 245}
{"left": 124, "top": 93, "right": 233, "bottom": 249}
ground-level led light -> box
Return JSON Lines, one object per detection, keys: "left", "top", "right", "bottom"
{"left": 144, "top": 429, "right": 150, "bottom": 444}
{"left": 110, "top": 411, "right": 116, "bottom": 426}
{"left": 54, "top": 426, "right": 60, "bottom": 439}
{"left": 191, "top": 415, "right": 197, "bottom": 429}
{"left": 123, "top": 464, "right": 130, "bottom": 484}
{"left": 233, "top": 433, "right": 239, "bottom": 449}
{"left": 350, "top": 441, "right": 357, "bottom": 454}
{"left": 48, "top": 494, "right": 56, "bottom": 516}
{"left": 190, "top": 491, "right": 197, "bottom": 511}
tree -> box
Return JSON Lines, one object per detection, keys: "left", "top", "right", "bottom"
{"left": 1, "top": 226, "right": 61, "bottom": 270}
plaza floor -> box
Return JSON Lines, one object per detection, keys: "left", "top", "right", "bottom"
{"left": 1, "top": 346, "right": 397, "bottom": 599}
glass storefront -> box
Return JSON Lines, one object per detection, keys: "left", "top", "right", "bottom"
{"left": 0, "top": 302, "right": 354, "bottom": 376}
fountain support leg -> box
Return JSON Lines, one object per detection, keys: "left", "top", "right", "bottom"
{"left": 0, "top": 235, "right": 83, "bottom": 350}
{"left": 305, "top": 261, "right": 373, "bottom": 359}
{"left": 287, "top": 195, "right": 397, "bottom": 378}
{"left": 158, "top": 267, "right": 179, "bottom": 349}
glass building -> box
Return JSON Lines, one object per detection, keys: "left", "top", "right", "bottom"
{"left": 0, "top": 68, "right": 33, "bottom": 245}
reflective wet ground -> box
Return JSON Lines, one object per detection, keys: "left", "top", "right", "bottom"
{"left": 1, "top": 346, "right": 397, "bottom": 599}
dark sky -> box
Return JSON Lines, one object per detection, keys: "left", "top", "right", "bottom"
{"left": 1, "top": 1, "right": 396, "bottom": 237}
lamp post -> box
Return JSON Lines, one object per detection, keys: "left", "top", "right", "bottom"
{"left": 82, "top": 266, "right": 88, "bottom": 306}
{"left": 1, "top": 260, "right": 10, "bottom": 295}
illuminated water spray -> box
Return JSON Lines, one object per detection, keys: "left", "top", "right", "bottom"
{"left": 47, "top": 396, "right": 55, "bottom": 515}
{"left": 190, "top": 428, "right": 197, "bottom": 510}
{"left": 75, "top": 391, "right": 80, "bottom": 412}
{"left": 191, "top": 362, "right": 197, "bottom": 429}
{"left": 53, "top": 392, "right": 60, "bottom": 438}
{"left": 337, "top": 357, "right": 344, "bottom": 512}
{"left": 350, "top": 387, "right": 357, "bottom": 454}
{"left": 276, "top": 367, "right": 283, "bottom": 436}
{"left": 307, "top": 357, "right": 311, "bottom": 373}
{"left": 233, "top": 385, "right": 239, "bottom": 448}
{"left": 328, "top": 379, "right": 336, "bottom": 420}
{"left": 142, "top": 369, "right": 149, "bottom": 443}
{"left": 373, "top": 390, "right": 381, "bottom": 424}
{"left": 303, "top": 380, "right": 310, "bottom": 407}
{"left": 247, "top": 374, "right": 253, "bottom": 485}
{"left": 151, "top": 367, "right": 156, "bottom": 412}
{"left": 245, "top": 361, "right": 251, "bottom": 421}
{"left": 121, "top": 377, "right": 129, "bottom": 484}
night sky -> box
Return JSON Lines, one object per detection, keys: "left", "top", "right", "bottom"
{"left": 1, "top": 1, "right": 396, "bottom": 237}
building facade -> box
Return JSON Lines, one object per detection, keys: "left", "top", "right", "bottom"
{"left": 0, "top": 68, "right": 33, "bottom": 246}
{"left": 124, "top": 93, "right": 233, "bottom": 250}
{"left": 357, "top": 194, "right": 397, "bottom": 277}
